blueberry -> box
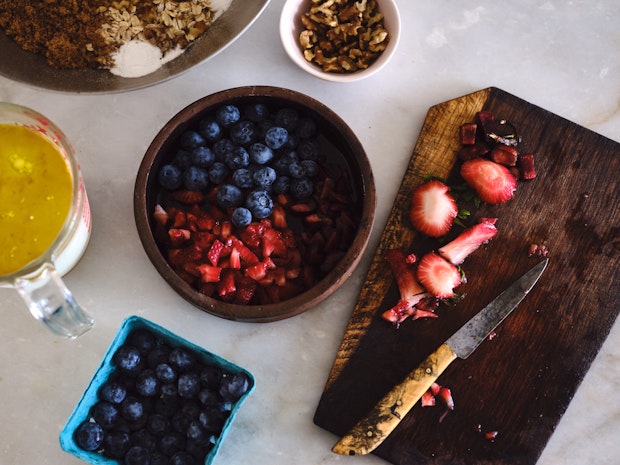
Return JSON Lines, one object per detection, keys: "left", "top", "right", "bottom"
{"left": 272, "top": 176, "right": 290, "bottom": 194}
{"left": 244, "top": 103, "right": 270, "bottom": 122}
{"left": 224, "top": 146, "right": 249, "bottom": 170}
{"left": 161, "top": 382, "right": 179, "bottom": 397}
{"left": 199, "top": 366, "right": 223, "bottom": 388}
{"left": 156, "top": 363, "right": 177, "bottom": 383}
{"left": 296, "top": 117, "right": 317, "bottom": 139}
{"left": 129, "top": 330, "right": 156, "bottom": 354}
{"left": 179, "top": 130, "right": 206, "bottom": 149}
{"left": 255, "top": 119, "right": 275, "bottom": 139}
{"left": 212, "top": 138, "right": 234, "bottom": 162}
{"left": 264, "top": 126, "right": 289, "bottom": 150}
{"left": 147, "top": 414, "right": 171, "bottom": 437}
{"left": 74, "top": 421, "right": 104, "bottom": 451}
{"left": 102, "top": 431, "right": 131, "bottom": 459}
{"left": 99, "top": 380, "right": 127, "bottom": 404}
{"left": 93, "top": 401, "right": 120, "bottom": 430}
{"left": 282, "top": 132, "right": 299, "bottom": 151}
{"left": 168, "top": 348, "right": 195, "bottom": 372}
{"left": 272, "top": 151, "right": 298, "bottom": 175}
{"left": 208, "top": 162, "right": 228, "bottom": 185}
{"left": 290, "top": 177, "right": 314, "bottom": 199}
{"left": 275, "top": 107, "right": 300, "bottom": 131}
{"left": 131, "top": 429, "right": 157, "bottom": 452}
{"left": 121, "top": 397, "right": 145, "bottom": 422}
{"left": 113, "top": 345, "right": 141, "bottom": 374}
{"left": 232, "top": 168, "right": 254, "bottom": 189}
{"left": 297, "top": 138, "right": 320, "bottom": 161}
{"left": 219, "top": 373, "right": 250, "bottom": 401}
{"left": 301, "top": 159, "right": 319, "bottom": 178}
{"left": 231, "top": 207, "right": 252, "bottom": 228}
{"left": 252, "top": 166, "right": 276, "bottom": 188}
{"left": 190, "top": 146, "right": 214, "bottom": 168}
{"left": 215, "top": 104, "right": 240, "bottom": 127}
{"left": 249, "top": 143, "right": 274, "bottom": 165}
{"left": 246, "top": 189, "right": 273, "bottom": 219}
{"left": 173, "top": 149, "right": 193, "bottom": 169}
{"left": 136, "top": 369, "right": 160, "bottom": 397}
{"left": 151, "top": 452, "right": 173, "bottom": 465}
{"left": 186, "top": 420, "right": 209, "bottom": 443}
{"left": 198, "top": 407, "right": 227, "bottom": 432}
{"left": 198, "top": 388, "right": 220, "bottom": 406}
{"left": 198, "top": 118, "right": 222, "bottom": 142}
{"left": 216, "top": 184, "right": 244, "bottom": 208}
{"left": 170, "top": 451, "right": 196, "bottom": 465}
{"left": 177, "top": 372, "right": 200, "bottom": 399}
{"left": 182, "top": 166, "right": 209, "bottom": 191}
{"left": 158, "top": 164, "right": 182, "bottom": 190}
{"left": 147, "top": 345, "right": 171, "bottom": 368}
{"left": 125, "top": 446, "right": 152, "bottom": 465}
{"left": 288, "top": 161, "right": 306, "bottom": 179}
{"left": 230, "top": 120, "right": 257, "bottom": 146}
{"left": 154, "top": 394, "right": 180, "bottom": 417}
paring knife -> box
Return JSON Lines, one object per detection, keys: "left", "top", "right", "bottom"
{"left": 332, "top": 258, "right": 549, "bottom": 456}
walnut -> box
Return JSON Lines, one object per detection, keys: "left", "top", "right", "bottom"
{"left": 298, "top": 0, "right": 389, "bottom": 74}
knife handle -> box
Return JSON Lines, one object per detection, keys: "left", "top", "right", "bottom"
{"left": 332, "top": 343, "right": 457, "bottom": 456}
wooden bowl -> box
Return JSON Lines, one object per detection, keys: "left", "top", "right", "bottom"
{"left": 134, "top": 86, "right": 376, "bottom": 322}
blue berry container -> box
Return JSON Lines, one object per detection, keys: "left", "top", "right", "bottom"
{"left": 59, "top": 316, "right": 255, "bottom": 465}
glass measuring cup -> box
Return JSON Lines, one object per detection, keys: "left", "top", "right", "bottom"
{"left": 0, "top": 103, "right": 93, "bottom": 339}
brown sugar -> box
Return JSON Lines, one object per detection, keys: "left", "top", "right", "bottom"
{"left": 0, "top": 0, "right": 216, "bottom": 70}
{"left": 0, "top": 0, "right": 114, "bottom": 69}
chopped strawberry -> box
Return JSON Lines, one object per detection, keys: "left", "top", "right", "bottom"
{"left": 270, "top": 204, "right": 288, "bottom": 229}
{"left": 197, "top": 264, "right": 222, "bottom": 283}
{"left": 438, "top": 218, "right": 498, "bottom": 265}
{"left": 416, "top": 252, "right": 462, "bottom": 298}
{"left": 381, "top": 249, "right": 431, "bottom": 325}
{"left": 409, "top": 180, "right": 458, "bottom": 237}
{"left": 421, "top": 390, "right": 436, "bottom": 407}
{"left": 217, "top": 269, "right": 236, "bottom": 297}
{"left": 437, "top": 386, "right": 454, "bottom": 410}
{"left": 234, "top": 274, "right": 258, "bottom": 305}
{"left": 171, "top": 190, "right": 205, "bottom": 204}
{"left": 519, "top": 153, "right": 536, "bottom": 180}
{"left": 207, "top": 239, "right": 225, "bottom": 266}
{"left": 230, "top": 238, "right": 260, "bottom": 266}
{"left": 460, "top": 158, "right": 517, "bottom": 204}
{"left": 168, "top": 228, "right": 191, "bottom": 247}
{"left": 459, "top": 122, "right": 478, "bottom": 145}
{"left": 491, "top": 145, "right": 518, "bottom": 166}
{"left": 153, "top": 204, "right": 169, "bottom": 225}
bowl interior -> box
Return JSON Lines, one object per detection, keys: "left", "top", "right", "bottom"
{"left": 0, "top": 0, "right": 270, "bottom": 93}
{"left": 279, "top": 0, "right": 401, "bottom": 82}
{"left": 134, "top": 86, "right": 376, "bottom": 322}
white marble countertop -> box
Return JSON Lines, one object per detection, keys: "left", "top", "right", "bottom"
{"left": 1, "top": 1, "right": 618, "bottom": 464}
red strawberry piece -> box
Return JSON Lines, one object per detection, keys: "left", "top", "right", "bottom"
{"left": 459, "top": 123, "right": 478, "bottom": 145}
{"left": 438, "top": 218, "right": 498, "bottom": 265}
{"left": 153, "top": 204, "right": 169, "bottom": 225}
{"left": 381, "top": 249, "right": 431, "bottom": 325}
{"left": 234, "top": 274, "right": 258, "bottom": 305}
{"left": 231, "top": 238, "right": 260, "bottom": 266}
{"left": 460, "top": 158, "right": 517, "bottom": 204}
{"left": 420, "top": 390, "right": 436, "bottom": 407}
{"left": 168, "top": 228, "right": 191, "bottom": 247}
{"left": 437, "top": 386, "right": 454, "bottom": 410}
{"left": 172, "top": 210, "right": 188, "bottom": 228}
{"left": 229, "top": 246, "right": 241, "bottom": 269}
{"left": 416, "top": 252, "right": 461, "bottom": 298}
{"left": 207, "top": 239, "right": 225, "bottom": 266}
{"left": 519, "top": 153, "right": 536, "bottom": 180}
{"left": 409, "top": 180, "right": 458, "bottom": 237}
{"left": 171, "top": 190, "right": 205, "bottom": 205}
{"left": 491, "top": 145, "right": 518, "bottom": 166}
{"left": 197, "top": 264, "right": 221, "bottom": 283}
{"left": 270, "top": 204, "right": 288, "bottom": 229}
{"left": 217, "top": 269, "right": 236, "bottom": 297}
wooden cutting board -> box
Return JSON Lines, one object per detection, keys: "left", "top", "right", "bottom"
{"left": 313, "top": 87, "right": 620, "bottom": 465}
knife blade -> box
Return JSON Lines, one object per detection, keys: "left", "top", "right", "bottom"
{"left": 332, "top": 258, "right": 548, "bottom": 456}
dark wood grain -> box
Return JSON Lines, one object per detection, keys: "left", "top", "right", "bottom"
{"left": 313, "top": 88, "right": 620, "bottom": 465}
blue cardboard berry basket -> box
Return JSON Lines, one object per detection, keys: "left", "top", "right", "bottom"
{"left": 59, "top": 316, "right": 255, "bottom": 464}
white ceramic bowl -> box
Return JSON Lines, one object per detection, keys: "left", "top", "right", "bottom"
{"left": 279, "top": 0, "right": 401, "bottom": 83}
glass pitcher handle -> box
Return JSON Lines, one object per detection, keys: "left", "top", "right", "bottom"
{"left": 14, "top": 263, "right": 94, "bottom": 339}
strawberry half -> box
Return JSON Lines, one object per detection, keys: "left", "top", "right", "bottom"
{"left": 416, "top": 252, "right": 461, "bottom": 298}
{"left": 460, "top": 158, "right": 517, "bottom": 204}
{"left": 409, "top": 180, "right": 458, "bottom": 237}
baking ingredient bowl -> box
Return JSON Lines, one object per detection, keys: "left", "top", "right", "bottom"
{"left": 134, "top": 86, "right": 376, "bottom": 322}
{"left": 0, "top": 0, "right": 269, "bottom": 93}
{"left": 279, "top": 0, "right": 401, "bottom": 82}
{"left": 60, "top": 316, "right": 255, "bottom": 465}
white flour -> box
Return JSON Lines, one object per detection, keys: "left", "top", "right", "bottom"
{"left": 109, "top": 0, "right": 233, "bottom": 78}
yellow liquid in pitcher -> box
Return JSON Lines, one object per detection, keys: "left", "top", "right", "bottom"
{"left": 0, "top": 124, "right": 73, "bottom": 275}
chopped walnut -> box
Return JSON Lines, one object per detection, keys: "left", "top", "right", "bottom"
{"left": 298, "top": 0, "right": 390, "bottom": 74}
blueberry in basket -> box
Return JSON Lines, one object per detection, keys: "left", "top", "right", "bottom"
{"left": 60, "top": 317, "right": 255, "bottom": 465}
{"left": 151, "top": 100, "right": 364, "bottom": 308}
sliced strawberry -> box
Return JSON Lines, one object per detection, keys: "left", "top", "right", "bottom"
{"left": 168, "top": 228, "right": 191, "bottom": 247}
{"left": 207, "top": 239, "right": 225, "bottom": 266}
{"left": 234, "top": 274, "right": 258, "bottom": 305}
{"left": 217, "top": 269, "right": 236, "bottom": 297}
{"left": 153, "top": 204, "right": 169, "bottom": 225}
{"left": 230, "top": 238, "right": 260, "bottom": 266}
{"left": 197, "top": 264, "right": 222, "bottom": 283}
{"left": 416, "top": 252, "right": 461, "bottom": 298}
{"left": 438, "top": 218, "right": 498, "bottom": 265}
{"left": 460, "top": 158, "right": 517, "bottom": 204}
{"left": 381, "top": 249, "right": 431, "bottom": 325}
{"left": 409, "top": 180, "right": 458, "bottom": 237}
{"left": 171, "top": 190, "right": 205, "bottom": 205}
{"left": 519, "top": 153, "right": 536, "bottom": 180}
